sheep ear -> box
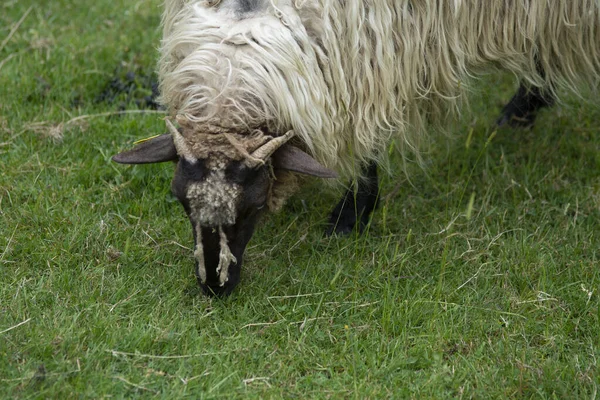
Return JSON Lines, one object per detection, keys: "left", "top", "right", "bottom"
{"left": 272, "top": 145, "right": 338, "bottom": 178}
{"left": 112, "top": 134, "right": 178, "bottom": 164}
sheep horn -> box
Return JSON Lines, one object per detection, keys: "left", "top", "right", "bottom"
{"left": 166, "top": 119, "right": 196, "bottom": 163}
{"left": 247, "top": 130, "right": 295, "bottom": 167}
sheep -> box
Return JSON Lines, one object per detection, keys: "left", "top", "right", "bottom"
{"left": 113, "top": 0, "right": 600, "bottom": 296}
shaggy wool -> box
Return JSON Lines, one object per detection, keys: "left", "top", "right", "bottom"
{"left": 159, "top": 0, "right": 600, "bottom": 179}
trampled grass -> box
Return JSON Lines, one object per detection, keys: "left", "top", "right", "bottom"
{"left": 1, "top": 1, "right": 598, "bottom": 398}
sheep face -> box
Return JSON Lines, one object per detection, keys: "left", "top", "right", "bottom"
{"left": 171, "top": 155, "right": 271, "bottom": 296}
{"left": 113, "top": 123, "right": 337, "bottom": 296}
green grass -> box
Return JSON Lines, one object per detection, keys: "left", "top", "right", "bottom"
{"left": 1, "top": 1, "right": 599, "bottom": 398}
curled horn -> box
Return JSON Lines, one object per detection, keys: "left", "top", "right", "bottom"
{"left": 247, "top": 130, "right": 295, "bottom": 168}
{"left": 166, "top": 118, "right": 196, "bottom": 163}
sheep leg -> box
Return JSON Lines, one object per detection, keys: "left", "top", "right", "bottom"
{"left": 326, "top": 161, "right": 379, "bottom": 236}
{"left": 496, "top": 83, "right": 555, "bottom": 128}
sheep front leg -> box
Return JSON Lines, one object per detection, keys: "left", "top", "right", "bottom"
{"left": 326, "top": 161, "right": 379, "bottom": 236}
{"left": 497, "top": 83, "right": 555, "bottom": 128}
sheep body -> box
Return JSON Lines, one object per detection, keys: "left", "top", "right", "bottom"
{"left": 159, "top": 0, "right": 600, "bottom": 179}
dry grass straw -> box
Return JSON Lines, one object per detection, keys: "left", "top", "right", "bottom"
{"left": 23, "top": 110, "right": 166, "bottom": 140}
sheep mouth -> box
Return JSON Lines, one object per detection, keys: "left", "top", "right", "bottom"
{"left": 198, "top": 273, "right": 242, "bottom": 297}
{"left": 193, "top": 219, "right": 259, "bottom": 296}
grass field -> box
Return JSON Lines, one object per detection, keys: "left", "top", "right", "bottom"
{"left": 1, "top": 1, "right": 599, "bottom": 398}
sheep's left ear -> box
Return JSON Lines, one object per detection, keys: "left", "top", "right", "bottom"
{"left": 112, "top": 134, "right": 178, "bottom": 164}
{"left": 272, "top": 145, "right": 338, "bottom": 178}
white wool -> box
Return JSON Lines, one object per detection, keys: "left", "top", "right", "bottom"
{"left": 186, "top": 169, "right": 241, "bottom": 226}
{"left": 217, "top": 226, "right": 236, "bottom": 286}
{"left": 160, "top": 0, "right": 600, "bottom": 179}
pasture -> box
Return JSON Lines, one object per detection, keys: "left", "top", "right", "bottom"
{"left": 1, "top": 0, "right": 598, "bottom": 397}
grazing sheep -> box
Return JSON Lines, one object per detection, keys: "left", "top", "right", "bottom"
{"left": 113, "top": 0, "right": 600, "bottom": 295}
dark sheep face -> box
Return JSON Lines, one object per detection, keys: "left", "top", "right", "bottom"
{"left": 112, "top": 124, "right": 337, "bottom": 296}
{"left": 170, "top": 157, "right": 271, "bottom": 296}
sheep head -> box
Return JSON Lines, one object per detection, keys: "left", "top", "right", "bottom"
{"left": 112, "top": 119, "right": 337, "bottom": 296}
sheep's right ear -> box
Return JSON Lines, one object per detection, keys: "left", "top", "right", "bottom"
{"left": 112, "top": 134, "right": 178, "bottom": 164}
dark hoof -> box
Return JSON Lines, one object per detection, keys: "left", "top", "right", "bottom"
{"left": 496, "top": 110, "right": 537, "bottom": 129}
{"left": 325, "top": 216, "right": 363, "bottom": 236}
{"left": 325, "top": 162, "right": 379, "bottom": 237}
{"left": 497, "top": 83, "right": 554, "bottom": 129}
{"left": 325, "top": 195, "right": 376, "bottom": 236}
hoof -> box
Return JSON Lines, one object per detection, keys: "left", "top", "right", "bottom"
{"left": 497, "top": 83, "right": 554, "bottom": 129}
{"left": 325, "top": 204, "right": 373, "bottom": 236}
{"left": 496, "top": 111, "right": 537, "bottom": 129}
{"left": 326, "top": 161, "right": 379, "bottom": 237}
{"left": 325, "top": 217, "right": 364, "bottom": 236}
